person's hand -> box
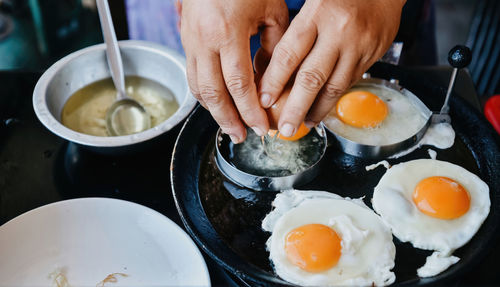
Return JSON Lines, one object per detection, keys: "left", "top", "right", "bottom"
{"left": 180, "top": 0, "right": 288, "bottom": 143}
{"left": 258, "top": 0, "right": 405, "bottom": 137}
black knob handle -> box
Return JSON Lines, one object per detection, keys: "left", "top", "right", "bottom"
{"left": 448, "top": 45, "right": 472, "bottom": 69}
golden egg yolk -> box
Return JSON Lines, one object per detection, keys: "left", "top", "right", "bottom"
{"left": 285, "top": 224, "right": 342, "bottom": 272}
{"left": 268, "top": 123, "right": 310, "bottom": 141}
{"left": 336, "top": 91, "right": 388, "bottom": 128}
{"left": 412, "top": 176, "right": 470, "bottom": 219}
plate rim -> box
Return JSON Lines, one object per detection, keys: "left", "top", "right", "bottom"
{"left": 0, "top": 197, "right": 211, "bottom": 286}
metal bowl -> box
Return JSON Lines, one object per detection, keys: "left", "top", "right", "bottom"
{"left": 33, "top": 40, "right": 196, "bottom": 154}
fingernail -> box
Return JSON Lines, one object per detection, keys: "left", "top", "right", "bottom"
{"left": 304, "top": 120, "right": 317, "bottom": 129}
{"left": 251, "top": 126, "right": 266, "bottom": 137}
{"left": 260, "top": 93, "right": 271, "bottom": 108}
{"left": 280, "top": 123, "right": 295, "bottom": 137}
{"left": 229, "top": 134, "right": 241, "bottom": 144}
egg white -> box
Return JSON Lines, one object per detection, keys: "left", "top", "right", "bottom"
{"left": 324, "top": 84, "right": 428, "bottom": 146}
{"left": 262, "top": 190, "right": 396, "bottom": 286}
{"left": 389, "top": 122, "right": 456, "bottom": 159}
{"left": 372, "top": 159, "right": 490, "bottom": 277}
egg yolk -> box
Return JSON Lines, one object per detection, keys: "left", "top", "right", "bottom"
{"left": 336, "top": 91, "right": 388, "bottom": 128}
{"left": 285, "top": 224, "right": 342, "bottom": 272}
{"left": 268, "top": 123, "right": 310, "bottom": 141}
{"left": 412, "top": 176, "right": 470, "bottom": 220}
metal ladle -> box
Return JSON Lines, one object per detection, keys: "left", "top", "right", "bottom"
{"left": 96, "top": 0, "right": 151, "bottom": 136}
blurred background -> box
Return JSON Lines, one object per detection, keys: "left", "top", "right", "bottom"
{"left": 0, "top": 0, "right": 498, "bottom": 101}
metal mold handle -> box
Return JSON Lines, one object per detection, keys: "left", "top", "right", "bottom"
{"left": 440, "top": 45, "right": 472, "bottom": 115}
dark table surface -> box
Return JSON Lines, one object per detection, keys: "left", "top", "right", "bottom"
{"left": 0, "top": 68, "right": 498, "bottom": 286}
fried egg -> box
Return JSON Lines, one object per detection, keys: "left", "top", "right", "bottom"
{"left": 262, "top": 190, "right": 396, "bottom": 286}
{"left": 372, "top": 159, "right": 490, "bottom": 277}
{"left": 324, "top": 84, "right": 428, "bottom": 146}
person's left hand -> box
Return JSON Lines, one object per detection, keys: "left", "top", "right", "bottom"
{"left": 258, "top": 0, "right": 405, "bottom": 137}
{"left": 179, "top": 0, "right": 288, "bottom": 143}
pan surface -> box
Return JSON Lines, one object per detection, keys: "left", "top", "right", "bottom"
{"left": 171, "top": 63, "right": 500, "bottom": 286}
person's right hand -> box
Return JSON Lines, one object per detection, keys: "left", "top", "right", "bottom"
{"left": 258, "top": 0, "right": 404, "bottom": 138}
{"left": 180, "top": 0, "right": 288, "bottom": 143}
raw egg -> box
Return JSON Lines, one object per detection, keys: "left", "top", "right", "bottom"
{"left": 265, "top": 85, "right": 310, "bottom": 141}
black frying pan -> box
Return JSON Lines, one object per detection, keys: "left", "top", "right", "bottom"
{"left": 170, "top": 62, "right": 500, "bottom": 286}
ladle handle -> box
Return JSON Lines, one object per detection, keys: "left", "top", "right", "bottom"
{"left": 96, "top": 0, "right": 126, "bottom": 100}
{"left": 441, "top": 45, "right": 472, "bottom": 114}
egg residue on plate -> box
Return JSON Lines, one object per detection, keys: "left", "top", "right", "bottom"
{"left": 324, "top": 84, "right": 428, "bottom": 146}
{"left": 372, "top": 159, "right": 490, "bottom": 277}
{"left": 262, "top": 190, "right": 396, "bottom": 286}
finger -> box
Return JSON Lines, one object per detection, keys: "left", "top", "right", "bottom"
{"left": 253, "top": 48, "right": 268, "bottom": 84}
{"left": 259, "top": 16, "right": 317, "bottom": 108}
{"left": 277, "top": 38, "right": 339, "bottom": 137}
{"left": 220, "top": 39, "right": 269, "bottom": 137}
{"left": 350, "top": 64, "right": 365, "bottom": 87}
{"left": 254, "top": 7, "right": 289, "bottom": 89}
{"left": 260, "top": 2, "right": 289, "bottom": 57}
{"left": 350, "top": 54, "right": 378, "bottom": 86}
{"left": 186, "top": 56, "right": 207, "bottom": 109}
{"left": 197, "top": 53, "right": 246, "bottom": 143}
{"left": 305, "top": 52, "right": 359, "bottom": 127}
{"left": 350, "top": 61, "right": 365, "bottom": 87}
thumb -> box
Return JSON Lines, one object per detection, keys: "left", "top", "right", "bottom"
{"left": 255, "top": 2, "right": 288, "bottom": 85}
{"left": 253, "top": 48, "right": 269, "bottom": 83}
{"left": 261, "top": 2, "right": 289, "bottom": 58}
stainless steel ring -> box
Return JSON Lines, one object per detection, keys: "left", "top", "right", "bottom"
{"left": 325, "top": 76, "right": 433, "bottom": 159}
{"left": 214, "top": 124, "right": 328, "bottom": 191}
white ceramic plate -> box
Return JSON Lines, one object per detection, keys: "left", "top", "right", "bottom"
{"left": 0, "top": 198, "right": 210, "bottom": 287}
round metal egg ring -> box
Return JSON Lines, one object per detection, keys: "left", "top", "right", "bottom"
{"left": 325, "top": 75, "right": 433, "bottom": 159}
{"left": 214, "top": 124, "right": 328, "bottom": 192}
